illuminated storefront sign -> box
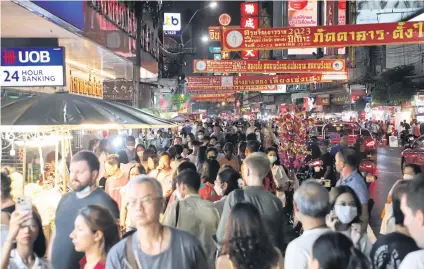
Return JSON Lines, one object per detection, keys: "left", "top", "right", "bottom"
{"left": 193, "top": 59, "right": 345, "bottom": 73}
{"left": 208, "top": 27, "right": 221, "bottom": 41}
{"left": 0, "top": 47, "right": 65, "bottom": 87}
{"left": 287, "top": 0, "right": 318, "bottom": 55}
{"left": 222, "top": 21, "right": 424, "bottom": 51}
{"left": 164, "top": 13, "right": 181, "bottom": 35}
{"left": 241, "top": 2, "right": 259, "bottom": 16}
{"left": 219, "top": 13, "right": 232, "bottom": 26}
{"left": 187, "top": 85, "right": 277, "bottom": 92}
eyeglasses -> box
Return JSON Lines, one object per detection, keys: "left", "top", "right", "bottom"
{"left": 127, "top": 196, "right": 162, "bottom": 207}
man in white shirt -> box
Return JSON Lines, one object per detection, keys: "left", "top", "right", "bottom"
{"left": 284, "top": 180, "right": 331, "bottom": 269}
{"left": 399, "top": 178, "right": 424, "bottom": 269}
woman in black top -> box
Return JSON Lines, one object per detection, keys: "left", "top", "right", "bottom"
{"left": 1, "top": 172, "right": 15, "bottom": 224}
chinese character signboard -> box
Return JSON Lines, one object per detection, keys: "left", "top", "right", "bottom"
{"left": 241, "top": 17, "right": 259, "bottom": 29}
{"left": 219, "top": 13, "right": 232, "bottom": 26}
{"left": 288, "top": 0, "right": 318, "bottom": 55}
{"left": 338, "top": 0, "right": 346, "bottom": 54}
{"left": 241, "top": 2, "right": 258, "bottom": 16}
{"left": 193, "top": 59, "right": 345, "bottom": 73}
{"left": 241, "top": 50, "right": 259, "bottom": 59}
{"left": 222, "top": 21, "right": 424, "bottom": 51}
{"left": 103, "top": 80, "right": 133, "bottom": 101}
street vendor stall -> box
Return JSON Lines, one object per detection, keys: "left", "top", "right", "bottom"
{"left": 1, "top": 92, "right": 176, "bottom": 233}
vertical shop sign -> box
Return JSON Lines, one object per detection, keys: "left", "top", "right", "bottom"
{"left": 241, "top": 2, "right": 259, "bottom": 59}
{"left": 287, "top": 0, "right": 318, "bottom": 55}
{"left": 338, "top": 0, "right": 346, "bottom": 54}
{"left": 324, "top": 1, "right": 336, "bottom": 55}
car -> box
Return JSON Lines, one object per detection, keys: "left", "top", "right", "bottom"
{"left": 401, "top": 135, "right": 424, "bottom": 172}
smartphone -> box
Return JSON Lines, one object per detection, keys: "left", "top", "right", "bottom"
{"left": 16, "top": 196, "right": 32, "bottom": 226}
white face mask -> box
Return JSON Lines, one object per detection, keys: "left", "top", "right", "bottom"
{"left": 403, "top": 174, "right": 414, "bottom": 180}
{"left": 213, "top": 184, "right": 224, "bottom": 196}
{"left": 175, "top": 189, "right": 182, "bottom": 200}
{"left": 334, "top": 205, "right": 358, "bottom": 224}
{"left": 268, "top": 156, "right": 277, "bottom": 164}
{"left": 198, "top": 135, "right": 204, "bottom": 140}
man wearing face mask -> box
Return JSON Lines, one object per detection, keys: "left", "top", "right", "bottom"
{"left": 124, "top": 136, "right": 136, "bottom": 162}
{"left": 197, "top": 130, "right": 205, "bottom": 142}
{"left": 104, "top": 154, "right": 129, "bottom": 210}
{"left": 48, "top": 151, "right": 119, "bottom": 269}
{"left": 163, "top": 170, "right": 220, "bottom": 268}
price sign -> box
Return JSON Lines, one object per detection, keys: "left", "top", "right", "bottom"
{"left": 1, "top": 47, "right": 65, "bottom": 87}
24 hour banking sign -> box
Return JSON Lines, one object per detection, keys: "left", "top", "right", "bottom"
{"left": 0, "top": 47, "right": 65, "bottom": 87}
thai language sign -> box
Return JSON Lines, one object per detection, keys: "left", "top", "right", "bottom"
{"left": 221, "top": 21, "right": 424, "bottom": 51}
{"left": 187, "top": 74, "right": 324, "bottom": 88}
{"left": 193, "top": 59, "right": 345, "bottom": 73}
{"left": 187, "top": 85, "right": 276, "bottom": 92}
{"left": 288, "top": 0, "right": 318, "bottom": 55}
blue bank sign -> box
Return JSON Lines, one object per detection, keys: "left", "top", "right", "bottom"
{"left": 0, "top": 47, "right": 65, "bottom": 87}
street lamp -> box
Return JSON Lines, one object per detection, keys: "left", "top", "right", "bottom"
{"left": 180, "top": 2, "right": 218, "bottom": 46}
{"left": 201, "top": 35, "right": 209, "bottom": 43}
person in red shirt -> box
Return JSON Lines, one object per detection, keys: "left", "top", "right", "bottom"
{"left": 70, "top": 205, "right": 120, "bottom": 269}
{"left": 199, "top": 159, "right": 221, "bottom": 202}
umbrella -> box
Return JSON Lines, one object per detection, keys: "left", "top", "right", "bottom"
{"left": 1, "top": 92, "right": 175, "bottom": 132}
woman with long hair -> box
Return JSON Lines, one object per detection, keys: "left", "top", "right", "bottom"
{"left": 217, "top": 203, "right": 283, "bottom": 269}
{"left": 97, "top": 139, "right": 109, "bottom": 180}
{"left": 310, "top": 232, "right": 370, "bottom": 269}
{"left": 266, "top": 147, "right": 290, "bottom": 207}
{"left": 218, "top": 143, "right": 241, "bottom": 172}
{"left": 327, "top": 186, "right": 373, "bottom": 256}
{"left": 213, "top": 167, "right": 241, "bottom": 215}
{"left": 134, "top": 144, "right": 146, "bottom": 164}
{"left": 200, "top": 159, "right": 221, "bottom": 202}
{"left": 1, "top": 207, "right": 48, "bottom": 269}
{"left": 1, "top": 173, "right": 15, "bottom": 225}
{"left": 70, "top": 205, "right": 120, "bottom": 269}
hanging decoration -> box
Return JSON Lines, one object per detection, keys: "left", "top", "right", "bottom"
{"left": 275, "top": 108, "right": 314, "bottom": 170}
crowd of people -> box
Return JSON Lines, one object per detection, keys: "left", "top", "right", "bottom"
{"left": 1, "top": 118, "right": 424, "bottom": 269}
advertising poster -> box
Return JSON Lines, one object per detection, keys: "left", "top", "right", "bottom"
{"left": 356, "top": 0, "right": 424, "bottom": 24}
{"left": 287, "top": 0, "right": 318, "bottom": 55}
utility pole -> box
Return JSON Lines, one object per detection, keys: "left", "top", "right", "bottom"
{"left": 133, "top": 1, "right": 143, "bottom": 108}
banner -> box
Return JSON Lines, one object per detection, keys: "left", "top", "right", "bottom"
{"left": 287, "top": 0, "right": 318, "bottom": 55}
{"left": 208, "top": 26, "right": 221, "bottom": 41}
{"left": 187, "top": 85, "right": 277, "bottom": 92}
{"left": 158, "top": 94, "right": 189, "bottom": 112}
{"left": 190, "top": 93, "right": 234, "bottom": 99}
{"left": 338, "top": 0, "right": 346, "bottom": 54}
{"left": 187, "top": 74, "right": 325, "bottom": 87}
{"left": 222, "top": 21, "right": 424, "bottom": 51}
{"left": 193, "top": 59, "right": 345, "bottom": 73}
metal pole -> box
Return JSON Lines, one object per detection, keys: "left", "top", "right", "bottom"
{"left": 133, "top": 2, "right": 142, "bottom": 108}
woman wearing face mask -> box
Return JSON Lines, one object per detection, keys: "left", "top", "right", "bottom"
{"left": 309, "top": 232, "right": 370, "bottom": 269}
{"left": 380, "top": 164, "right": 422, "bottom": 234}
{"left": 133, "top": 144, "right": 145, "bottom": 164}
{"left": 326, "top": 186, "right": 373, "bottom": 256}
{"left": 267, "top": 147, "right": 290, "bottom": 207}
{"left": 154, "top": 152, "right": 174, "bottom": 199}
{"left": 213, "top": 167, "right": 241, "bottom": 215}
{"left": 218, "top": 143, "right": 240, "bottom": 172}
{"left": 70, "top": 205, "right": 120, "bottom": 269}
{"left": 119, "top": 164, "right": 146, "bottom": 232}
{"left": 1, "top": 208, "right": 48, "bottom": 269}
{"left": 141, "top": 149, "right": 157, "bottom": 176}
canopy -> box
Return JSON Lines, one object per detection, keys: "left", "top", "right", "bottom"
{"left": 1, "top": 92, "right": 175, "bottom": 132}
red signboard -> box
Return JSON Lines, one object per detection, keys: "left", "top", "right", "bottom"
{"left": 208, "top": 27, "right": 221, "bottom": 41}
{"left": 241, "top": 17, "right": 259, "bottom": 29}
{"left": 219, "top": 13, "right": 232, "bottom": 26}
{"left": 241, "top": 2, "right": 259, "bottom": 17}
{"left": 187, "top": 85, "right": 277, "bottom": 92}
{"left": 241, "top": 50, "right": 259, "bottom": 59}
{"left": 193, "top": 59, "right": 346, "bottom": 73}
{"left": 222, "top": 21, "right": 424, "bottom": 51}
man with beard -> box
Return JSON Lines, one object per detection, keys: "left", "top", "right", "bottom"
{"left": 48, "top": 151, "right": 119, "bottom": 269}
